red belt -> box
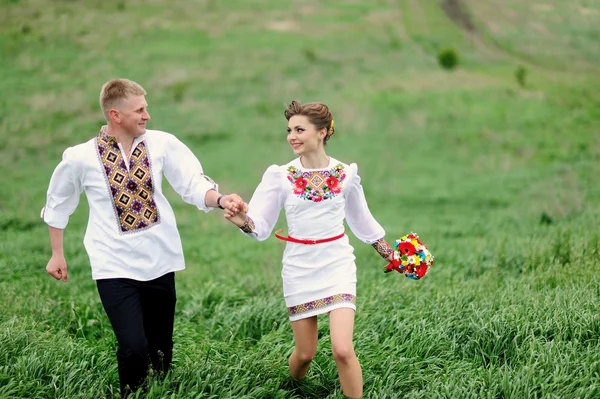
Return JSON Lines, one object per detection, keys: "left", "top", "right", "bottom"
{"left": 275, "top": 229, "right": 345, "bottom": 245}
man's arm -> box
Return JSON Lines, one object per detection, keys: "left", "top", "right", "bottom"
{"left": 161, "top": 135, "right": 248, "bottom": 214}
{"left": 42, "top": 147, "right": 82, "bottom": 282}
{"left": 46, "top": 226, "right": 68, "bottom": 281}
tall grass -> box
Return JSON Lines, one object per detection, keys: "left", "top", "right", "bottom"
{"left": 1, "top": 0, "right": 599, "bottom": 397}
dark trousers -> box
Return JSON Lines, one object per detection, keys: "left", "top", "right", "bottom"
{"left": 96, "top": 272, "right": 176, "bottom": 397}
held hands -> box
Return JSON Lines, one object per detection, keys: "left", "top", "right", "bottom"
{"left": 220, "top": 194, "right": 248, "bottom": 227}
{"left": 46, "top": 255, "right": 68, "bottom": 281}
{"left": 224, "top": 203, "right": 248, "bottom": 228}
{"left": 219, "top": 194, "right": 248, "bottom": 215}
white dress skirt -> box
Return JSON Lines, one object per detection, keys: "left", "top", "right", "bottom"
{"left": 244, "top": 157, "right": 386, "bottom": 321}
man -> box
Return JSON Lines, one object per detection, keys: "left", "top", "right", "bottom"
{"left": 41, "top": 78, "right": 245, "bottom": 397}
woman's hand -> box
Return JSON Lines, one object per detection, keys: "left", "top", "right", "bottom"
{"left": 224, "top": 207, "right": 248, "bottom": 228}
{"left": 219, "top": 193, "right": 248, "bottom": 215}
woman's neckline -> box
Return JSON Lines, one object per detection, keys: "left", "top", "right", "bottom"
{"left": 298, "top": 156, "right": 331, "bottom": 170}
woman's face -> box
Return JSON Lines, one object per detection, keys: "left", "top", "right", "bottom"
{"left": 287, "top": 115, "right": 326, "bottom": 156}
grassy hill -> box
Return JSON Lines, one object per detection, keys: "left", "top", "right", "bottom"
{"left": 1, "top": 0, "right": 599, "bottom": 398}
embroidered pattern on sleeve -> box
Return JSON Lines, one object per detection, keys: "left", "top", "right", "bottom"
{"left": 96, "top": 130, "right": 160, "bottom": 234}
{"left": 240, "top": 216, "right": 255, "bottom": 234}
{"left": 371, "top": 238, "right": 393, "bottom": 259}
{"left": 201, "top": 174, "right": 217, "bottom": 190}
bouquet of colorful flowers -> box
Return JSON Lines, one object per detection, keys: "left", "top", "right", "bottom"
{"left": 385, "top": 233, "right": 434, "bottom": 280}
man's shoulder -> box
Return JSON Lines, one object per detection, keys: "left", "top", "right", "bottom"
{"left": 50, "top": 137, "right": 96, "bottom": 171}
{"left": 144, "top": 130, "right": 188, "bottom": 152}
{"left": 64, "top": 137, "right": 96, "bottom": 158}
{"left": 144, "top": 129, "right": 176, "bottom": 142}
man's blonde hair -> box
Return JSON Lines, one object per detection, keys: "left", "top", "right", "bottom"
{"left": 99, "top": 78, "right": 147, "bottom": 118}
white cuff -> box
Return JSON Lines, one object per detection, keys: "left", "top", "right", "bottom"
{"left": 196, "top": 183, "right": 219, "bottom": 213}
{"left": 41, "top": 206, "right": 69, "bottom": 229}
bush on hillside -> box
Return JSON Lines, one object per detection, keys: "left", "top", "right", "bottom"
{"left": 438, "top": 47, "right": 459, "bottom": 70}
{"left": 515, "top": 65, "right": 528, "bottom": 88}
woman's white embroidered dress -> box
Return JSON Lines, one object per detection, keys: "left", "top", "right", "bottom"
{"left": 244, "top": 157, "right": 385, "bottom": 321}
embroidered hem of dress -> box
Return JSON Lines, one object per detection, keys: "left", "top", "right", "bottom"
{"left": 287, "top": 293, "right": 357, "bottom": 321}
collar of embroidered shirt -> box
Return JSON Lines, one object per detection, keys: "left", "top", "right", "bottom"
{"left": 100, "top": 125, "right": 147, "bottom": 167}
{"left": 100, "top": 125, "right": 146, "bottom": 145}
{"left": 297, "top": 156, "right": 331, "bottom": 171}
{"left": 101, "top": 123, "right": 146, "bottom": 147}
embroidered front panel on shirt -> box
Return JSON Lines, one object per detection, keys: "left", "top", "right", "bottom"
{"left": 287, "top": 163, "right": 346, "bottom": 202}
{"left": 97, "top": 132, "right": 160, "bottom": 233}
{"left": 287, "top": 293, "right": 356, "bottom": 317}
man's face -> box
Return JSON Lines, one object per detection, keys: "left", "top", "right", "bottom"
{"left": 115, "top": 95, "right": 151, "bottom": 137}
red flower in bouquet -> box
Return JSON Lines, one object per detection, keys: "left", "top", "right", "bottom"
{"left": 397, "top": 241, "right": 416, "bottom": 256}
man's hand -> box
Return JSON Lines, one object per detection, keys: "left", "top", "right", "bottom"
{"left": 220, "top": 194, "right": 248, "bottom": 216}
{"left": 46, "top": 255, "right": 68, "bottom": 281}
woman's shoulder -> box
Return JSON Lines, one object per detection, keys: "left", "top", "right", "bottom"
{"left": 329, "top": 157, "right": 358, "bottom": 174}
{"left": 277, "top": 158, "right": 302, "bottom": 174}
{"left": 284, "top": 157, "right": 301, "bottom": 169}
{"left": 261, "top": 162, "right": 289, "bottom": 179}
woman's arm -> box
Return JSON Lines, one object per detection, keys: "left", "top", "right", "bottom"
{"left": 225, "top": 165, "right": 283, "bottom": 241}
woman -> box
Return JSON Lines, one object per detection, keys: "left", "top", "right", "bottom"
{"left": 225, "top": 101, "right": 393, "bottom": 398}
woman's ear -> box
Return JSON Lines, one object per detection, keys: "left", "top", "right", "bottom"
{"left": 320, "top": 128, "right": 328, "bottom": 140}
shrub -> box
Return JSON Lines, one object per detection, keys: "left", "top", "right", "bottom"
{"left": 515, "top": 65, "right": 528, "bottom": 88}
{"left": 438, "top": 47, "right": 459, "bottom": 70}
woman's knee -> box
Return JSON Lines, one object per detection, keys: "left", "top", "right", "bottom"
{"left": 332, "top": 343, "right": 355, "bottom": 364}
{"left": 295, "top": 349, "right": 316, "bottom": 364}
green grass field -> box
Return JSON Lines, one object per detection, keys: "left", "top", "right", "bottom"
{"left": 1, "top": 0, "right": 600, "bottom": 397}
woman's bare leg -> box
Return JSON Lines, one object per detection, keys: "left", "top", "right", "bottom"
{"left": 288, "top": 316, "right": 318, "bottom": 380}
{"left": 329, "top": 308, "right": 362, "bottom": 398}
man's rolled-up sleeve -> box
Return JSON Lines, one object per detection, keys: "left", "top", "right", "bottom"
{"left": 163, "top": 135, "right": 218, "bottom": 212}
{"left": 41, "top": 147, "right": 83, "bottom": 229}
